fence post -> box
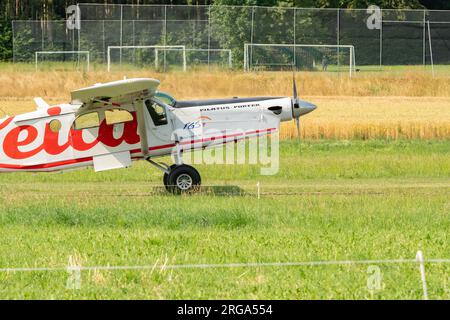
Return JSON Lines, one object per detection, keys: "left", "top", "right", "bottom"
{"left": 256, "top": 182, "right": 260, "bottom": 199}
{"left": 337, "top": 8, "right": 340, "bottom": 73}
{"left": 244, "top": 44, "right": 247, "bottom": 71}
{"left": 107, "top": 47, "right": 111, "bottom": 72}
{"left": 77, "top": 4, "right": 81, "bottom": 54}
{"left": 164, "top": 5, "right": 167, "bottom": 72}
{"left": 250, "top": 6, "right": 255, "bottom": 70}
{"left": 120, "top": 4, "right": 123, "bottom": 67}
{"left": 427, "top": 20, "right": 435, "bottom": 77}
{"left": 208, "top": 5, "right": 211, "bottom": 69}
{"left": 379, "top": 9, "right": 383, "bottom": 70}
{"left": 349, "top": 46, "right": 353, "bottom": 77}
{"left": 293, "top": 8, "right": 296, "bottom": 69}
{"left": 423, "top": 10, "right": 426, "bottom": 66}
{"left": 102, "top": 20, "right": 106, "bottom": 64}
{"left": 416, "top": 250, "right": 429, "bottom": 300}
{"left": 11, "top": 21, "right": 15, "bottom": 62}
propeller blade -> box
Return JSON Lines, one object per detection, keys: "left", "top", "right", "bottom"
{"left": 295, "top": 117, "right": 300, "bottom": 140}
{"left": 292, "top": 67, "right": 302, "bottom": 141}
{"left": 293, "top": 72, "right": 298, "bottom": 101}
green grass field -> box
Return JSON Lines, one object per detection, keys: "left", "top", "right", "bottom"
{"left": 0, "top": 139, "right": 449, "bottom": 299}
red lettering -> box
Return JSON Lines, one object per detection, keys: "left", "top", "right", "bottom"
{"left": 3, "top": 125, "right": 44, "bottom": 159}
{"left": 99, "top": 113, "right": 140, "bottom": 147}
{"left": 2, "top": 112, "right": 141, "bottom": 160}
{"left": 71, "top": 128, "right": 99, "bottom": 151}
{"left": 43, "top": 123, "right": 71, "bottom": 155}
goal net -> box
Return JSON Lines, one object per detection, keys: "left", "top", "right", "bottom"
{"left": 184, "top": 49, "right": 233, "bottom": 69}
{"left": 107, "top": 45, "right": 187, "bottom": 72}
{"left": 244, "top": 44, "right": 356, "bottom": 76}
{"left": 35, "top": 51, "right": 90, "bottom": 71}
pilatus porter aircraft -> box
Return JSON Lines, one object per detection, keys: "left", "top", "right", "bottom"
{"left": 0, "top": 77, "right": 316, "bottom": 193}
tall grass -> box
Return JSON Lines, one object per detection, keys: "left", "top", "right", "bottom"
{"left": 1, "top": 65, "right": 450, "bottom": 99}
{"left": 0, "top": 65, "right": 449, "bottom": 140}
{"left": 281, "top": 120, "right": 450, "bottom": 140}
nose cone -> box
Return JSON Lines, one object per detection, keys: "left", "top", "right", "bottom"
{"left": 299, "top": 100, "right": 317, "bottom": 116}
{"left": 292, "top": 99, "right": 317, "bottom": 118}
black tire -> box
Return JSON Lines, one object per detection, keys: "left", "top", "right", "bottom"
{"left": 163, "top": 164, "right": 177, "bottom": 191}
{"left": 166, "top": 165, "right": 201, "bottom": 194}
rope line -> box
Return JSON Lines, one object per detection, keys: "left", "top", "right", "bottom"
{"left": 1, "top": 258, "right": 449, "bottom": 273}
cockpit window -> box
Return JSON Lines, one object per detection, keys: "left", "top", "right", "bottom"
{"left": 154, "top": 91, "right": 176, "bottom": 107}
{"left": 145, "top": 99, "right": 168, "bottom": 126}
{"left": 74, "top": 111, "right": 100, "bottom": 130}
{"left": 105, "top": 109, "right": 133, "bottom": 125}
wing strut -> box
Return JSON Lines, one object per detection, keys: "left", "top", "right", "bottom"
{"left": 135, "top": 101, "right": 150, "bottom": 157}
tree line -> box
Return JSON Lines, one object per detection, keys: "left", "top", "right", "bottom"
{"left": 1, "top": 0, "right": 449, "bottom": 21}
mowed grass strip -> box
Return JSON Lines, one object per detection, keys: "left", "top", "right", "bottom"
{"left": 0, "top": 140, "right": 448, "bottom": 299}
{"left": 0, "top": 139, "right": 448, "bottom": 184}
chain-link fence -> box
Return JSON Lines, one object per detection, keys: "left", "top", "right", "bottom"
{"left": 12, "top": 4, "right": 450, "bottom": 73}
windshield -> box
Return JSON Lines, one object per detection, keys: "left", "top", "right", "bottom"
{"left": 154, "top": 91, "right": 176, "bottom": 107}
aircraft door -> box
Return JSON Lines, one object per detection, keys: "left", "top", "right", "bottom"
{"left": 144, "top": 99, "right": 174, "bottom": 145}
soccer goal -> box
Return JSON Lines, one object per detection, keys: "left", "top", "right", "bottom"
{"left": 35, "top": 51, "right": 90, "bottom": 71}
{"left": 184, "top": 49, "right": 233, "bottom": 69}
{"left": 107, "top": 45, "right": 187, "bottom": 72}
{"left": 244, "top": 44, "right": 356, "bottom": 76}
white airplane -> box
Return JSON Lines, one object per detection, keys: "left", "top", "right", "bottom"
{"left": 0, "top": 77, "right": 316, "bottom": 193}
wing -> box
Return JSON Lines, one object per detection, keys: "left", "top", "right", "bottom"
{"left": 71, "top": 78, "right": 160, "bottom": 107}
{"left": 71, "top": 78, "right": 160, "bottom": 158}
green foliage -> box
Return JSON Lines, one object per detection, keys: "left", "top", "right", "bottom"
{"left": 0, "top": 0, "right": 444, "bottom": 62}
{"left": 10, "top": 27, "right": 33, "bottom": 62}
{"left": 0, "top": 20, "right": 12, "bottom": 61}
{"left": 210, "top": 4, "right": 253, "bottom": 67}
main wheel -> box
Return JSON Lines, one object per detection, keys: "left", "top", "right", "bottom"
{"left": 163, "top": 164, "right": 177, "bottom": 191}
{"left": 166, "top": 165, "right": 201, "bottom": 194}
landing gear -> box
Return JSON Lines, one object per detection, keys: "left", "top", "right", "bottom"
{"left": 146, "top": 158, "right": 201, "bottom": 194}
{"left": 163, "top": 164, "right": 177, "bottom": 191}
{"left": 164, "top": 164, "right": 201, "bottom": 194}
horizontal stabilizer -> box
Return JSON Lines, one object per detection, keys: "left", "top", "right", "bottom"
{"left": 34, "top": 97, "right": 49, "bottom": 110}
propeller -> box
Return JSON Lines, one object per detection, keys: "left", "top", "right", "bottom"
{"left": 291, "top": 70, "right": 317, "bottom": 140}
{"left": 292, "top": 72, "right": 301, "bottom": 140}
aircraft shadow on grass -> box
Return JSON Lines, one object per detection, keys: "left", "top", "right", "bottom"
{"left": 151, "top": 185, "right": 246, "bottom": 196}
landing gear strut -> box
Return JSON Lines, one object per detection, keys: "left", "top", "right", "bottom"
{"left": 147, "top": 159, "right": 201, "bottom": 194}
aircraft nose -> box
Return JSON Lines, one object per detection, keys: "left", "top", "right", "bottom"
{"left": 298, "top": 100, "right": 317, "bottom": 116}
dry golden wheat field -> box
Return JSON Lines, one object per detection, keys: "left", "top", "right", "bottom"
{"left": 1, "top": 67, "right": 449, "bottom": 140}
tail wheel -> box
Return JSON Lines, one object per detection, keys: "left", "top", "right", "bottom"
{"left": 166, "top": 165, "right": 201, "bottom": 194}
